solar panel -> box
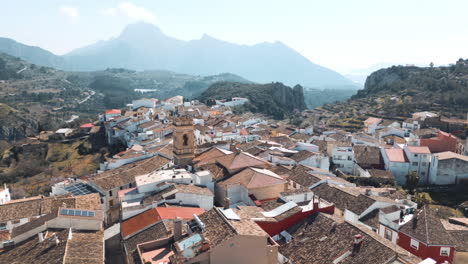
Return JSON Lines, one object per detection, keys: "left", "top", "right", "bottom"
{"left": 64, "top": 183, "right": 97, "bottom": 196}
{"left": 60, "top": 208, "right": 96, "bottom": 217}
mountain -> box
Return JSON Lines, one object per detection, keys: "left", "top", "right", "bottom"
{"left": 199, "top": 82, "right": 306, "bottom": 119}
{"left": 321, "top": 59, "right": 468, "bottom": 129}
{"left": 0, "top": 38, "right": 65, "bottom": 68}
{"left": 0, "top": 23, "right": 356, "bottom": 89}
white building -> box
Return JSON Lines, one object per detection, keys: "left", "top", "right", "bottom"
{"left": 216, "top": 97, "right": 249, "bottom": 107}
{"left": 332, "top": 146, "right": 354, "bottom": 174}
{"left": 0, "top": 184, "right": 11, "bottom": 205}
{"left": 364, "top": 117, "right": 382, "bottom": 134}
{"left": 403, "top": 145, "right": 431, "bottom": 184}
{"left": 381, "top": 148, "right": 410, "bottom": 185}
{"left": 136, "top": 169, "right": 213, "bottom": 194}
{"left": 429, "top": 152, "right": 468, "bottom": 185}
{"left": 131, "top": 98, "right": 158, "bottom": 110}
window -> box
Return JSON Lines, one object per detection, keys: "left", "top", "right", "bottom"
{"left": 109, "top": 200, "right": 114, "bottom": 207}
{"left": 0, "top": 223, "right": 6, "bottom": 230}
{"left": 385, "top": 229, "right": 392, "bottom": 241}
{"left": 421, "top": 162, "right": 426, "bottom": 166}
{"left": 412, "top": 162, "right": 418, "bottom": 166}
{"left": 414, "top": 154, "right": 418, "bottom": 157}
{"left": 183, "top": 134, "right": 189, "bottom": 146}
{"left": 421, "top": 172, "right": 425, "bottom": 176}
{"left": 440, "top": 247, "right": 450, "bottom": 256}
{"left": 109, "top": 190, "right": 113, "bottom": 197}
{"left": 410, "top": 239, "right": 419, "bottom": 250}
{"left": 12, "top": 220, "right": 20, "bottom": 224}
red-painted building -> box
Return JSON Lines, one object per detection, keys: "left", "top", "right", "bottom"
{"left": 397, "top": 206, "right": 455, "bottom": 264}
{"left": 420, "top": 131, "right": 458, "bottom": 154}
{"left": 254, "top": 201, "right": 335, "bottom": 236}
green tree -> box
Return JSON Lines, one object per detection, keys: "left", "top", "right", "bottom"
{"left": 405, "top": 171, "right": 420, "bottom": 194}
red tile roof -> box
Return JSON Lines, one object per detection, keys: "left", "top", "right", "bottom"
{"left": 105, "top": 109, "right": 121, "bottom": 115}
{"left": 364, "top": 117, "right": 382, "bottom": 126}
{"left": 121, "top": 207, "right": 204, "bottom": 238}
{"left": 406, "top": 146, "right": 431, "bottom": 154}
{"left": 385, "top": 148, "right": 408, "bottom": 162}
{"left": 219, "top": 167, "right": 286, "bottom": 189}
{"left": 79, "top": 123, "right": 93, "bottom": 128}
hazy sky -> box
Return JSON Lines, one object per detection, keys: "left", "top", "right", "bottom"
{"left": 1, "top": 0, "right": 467, "bottom": 73}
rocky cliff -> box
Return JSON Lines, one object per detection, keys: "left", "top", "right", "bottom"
{"left": 199, "top": 82, "right": 307, "bottom": 119}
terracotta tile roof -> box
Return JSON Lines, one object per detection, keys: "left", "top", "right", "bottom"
{"left": 368, "top": 169, "right": 393, "bottom": 179}
{"left": 63, "top": 230, "right": 104, "bottom": 264}
{"left": 269, "top": 136, "right": 297, "bottom": 149}
{"left": 289, "top": 150, "right": 321, "bottom": 162}
{"left": 89, "top": 155, "right": 171, "bottom": 191}
{"left": 219, "top": 167, "right": 286, "bottom": 189}
{"left": 121, "top": 207, "right": 204, "bottom": 238}
{"left": 196, "top": 208, "right": 236, "bottom": 248}
{"left": 0, "top": 193, "right": 100, "bottom": 222}
{"left": 216, "top": 151, "right": 270, "bottom": 172}
{"left": 288, "top": 165, "right": 323, "bottom": 187}
{"left": 279, "top": 213, "right": 401, "bottom": 264}
{"left": 312, "top": 184, "right": 378, "bottom": 214}
{"left": 399, "top": 206, "right": 454, "bottom": 246}
{"left": 173, "top": 183, "right": 213, "bottom": 196}
{"left": 447, "top": 230, "right": 468, "bottom": 252}
{"left": 364, "top": 117, "right": 382, "bottom": 126}
{"left": 353, "top": 145, "right": 383, "bottom": 165}
{"left": 311, "top": 139, "right": 328, "bottom": 154}
{"left": 105, "top": 109, "right": 121, "bottom": 115}
{"left": 0, "top": 229, "right": 104, "bottom": 264}
{"left": 124, "top": 221, "right": 172, "bottom": 264}
{"left": 193, "top": 147, "right": 231, "bottom": 165}
{"left": 433, "top": 151, "right": 468, "bottom": 162}
{"left": 384, "top": 148, "right": 409, "bottom": 163}
{"left": 196, "top": 163, "right": 227, "bottom": 181}
{"left": 406, "top": 146, "right": 431, "bottom": 154}
{"left": 359, "top": 209, "right": 380, "bottom": 230}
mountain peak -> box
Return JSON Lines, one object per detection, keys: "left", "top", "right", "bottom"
{"left": 118, "top": 22, "right": 163, "bottom": 41}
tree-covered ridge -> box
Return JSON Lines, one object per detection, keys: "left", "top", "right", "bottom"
{"left": 356, "top": 59, "right": 468, "bottom": 106}
{"left": 199, "top": 82, "right": 307, "bottom": 119}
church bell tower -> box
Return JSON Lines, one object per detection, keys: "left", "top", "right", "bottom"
{"left": 173, "top": 116, "right": 195, "bottom": 167}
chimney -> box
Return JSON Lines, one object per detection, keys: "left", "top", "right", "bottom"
{"left": 351, "top": 234, "right": 363, "bottom": 256}
{"left": 365, "top": 189, "right": 371, "bottom": 196}
{"left": 38, "top": 232, "right": 44, "bottom": 243}
{"left": 50, "top": 233, "right": 60, "bottom": 247}
{"left": 224, "top": 197, "right": 230, "bottom": 210}
{"left": 330, "top": 222, "right": 337, "bottom": 233}
{"left": 173, "top": 217, "right": 183, "bottom": 241}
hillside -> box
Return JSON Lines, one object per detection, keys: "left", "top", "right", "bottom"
{"left": 0, "top": 53, "right": 251, "bottom": 141}
{"left": 199, "top": 82, "right": 307, "bottom": 119}
{"left": 0, "top": 23, "right": 356, "bottom": 89}
{"left": 0, "top": 37, "right": 65, "bottom": 69}
{"left": 320, "top": 59, "right": 468, "bottom": 130}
